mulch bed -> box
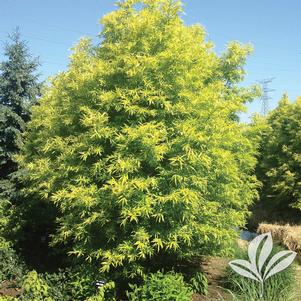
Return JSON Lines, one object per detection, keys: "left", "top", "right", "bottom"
{"left": 0, "top": 280, "right": 22, "bottom": 298}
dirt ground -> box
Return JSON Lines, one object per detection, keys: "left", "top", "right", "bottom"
{"left": 193, "top": 257, "right": 232, "bottom": 301}
{"left": 0, "top": 281, "right": 21, "bottom": 298}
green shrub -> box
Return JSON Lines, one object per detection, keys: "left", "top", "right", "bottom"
{"left": 43, "top": 264, "right": 111, "bottom": 301}
{"left": 85, "top": 281, "right": 116, "bottom": 301}
{"left": 0, "top": 243, "right": 26, "bottom": 284}
{"left": 222, "top": 244, "right": 299, "bottom": 301}
{"left": 256, "top": 95, "right": 301, "bottom": 212}
{"left": 20, "top": 0, "right": 260, "bottom": 285}
{"left": 189, "top": 272, "right": 208, "bottom": 295}
{"left": 126, "top": 271, "right": 193, "bottom": 301}
{"left": 0, "top": 266, "right": 109, "bottom": 301}
{"left": 42, "top": 269, "right": 72, "bottom": 301}
{"left": 66, "top": 264, "right": 106, "bottom": 301}
{"left": 22, "top": 270, "right": 54, "bottom": 301}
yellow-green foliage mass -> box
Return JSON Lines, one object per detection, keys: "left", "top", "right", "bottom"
{"left": 20, "top": 0, "right": 259, "bottom": 278}
{"left": 257, "top": 95, "right": 301, "bottom": 211}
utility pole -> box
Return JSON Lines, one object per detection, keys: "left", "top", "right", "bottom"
{"left": 258, "top": 78, "right": 275, "bottom": 116}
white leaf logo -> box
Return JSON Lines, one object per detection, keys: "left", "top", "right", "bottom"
{"left": 263, "top": 250, "right": 296, "bottom": 280}
{"left": 229, "top": 259, "right": 261, "bottom": 282}
{"left": 229, "top": 232, "right": 296, "bottom": 297}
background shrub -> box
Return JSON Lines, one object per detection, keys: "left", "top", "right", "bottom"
{"left": 42, "top": 269, "right": 72, "bottom": 301}
{"left": 256, "top": 95, "right": 301, "bottom": 217}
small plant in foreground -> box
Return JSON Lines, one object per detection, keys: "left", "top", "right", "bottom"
{"left": 85, "top": 281, "right": 115, "bottom": 301}
{"left": 126, "top": 271, "right": 193, "bottom": 301}
{"left": 42, "top": 269, "right": 72, "bottom": 301}
{"left": 22, "top": 270, "right": 54, "bottom": 301}
{"left": 189, "top": 272, "right": 208, "bottom": 295}
{"left": 0, "top": 243, "right": 26, "bottom": 284}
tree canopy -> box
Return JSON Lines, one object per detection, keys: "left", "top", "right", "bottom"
{"left": 20, "top": 0, "right": 259, "bottom": 279}
{"left": 257, "top": 94, "right": 301, "bottom": 212}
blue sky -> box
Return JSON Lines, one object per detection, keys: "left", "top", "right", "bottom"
{"left": 1, "top": 0, "right": 300, "bottom": 121}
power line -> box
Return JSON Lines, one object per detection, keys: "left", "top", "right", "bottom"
{"left": 0, "top": 4, "right": 95, "bottom": 37}
{"left": 0, "top": 29, "right": 71, "bottom": 47}
{"left": 41, "top": 60, "right": 67, "bottom": 66}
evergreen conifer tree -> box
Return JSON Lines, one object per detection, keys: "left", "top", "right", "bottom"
{"left": 0, "top": 30, "right": 40, "bottom": 238}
